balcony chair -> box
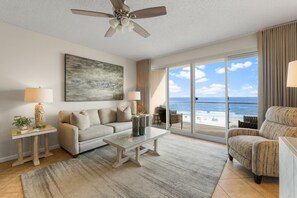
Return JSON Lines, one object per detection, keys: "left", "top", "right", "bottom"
{"left": 227, "top": 106, "right": 297, "bottom": 184}
{"left": 238, "top": 116, "right": 258, "bottom": 129}
{"left": 158, "top": 108, "right": 183, "bottom": 129}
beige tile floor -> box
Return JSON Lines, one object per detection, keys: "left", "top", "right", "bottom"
{"left": 0, "top": 134, "right": 279, "bottom": 198}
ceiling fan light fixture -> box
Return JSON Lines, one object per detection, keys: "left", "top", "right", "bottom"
{"left": 116, "top": 25, "right": 124, "bottom": 32}
{"left": 127, "top": 22, "right": 134, "bottom": 32}
{"left": 109, "top": 18, "right": 119, "bottom": 29}
{"left": 121, "top": 17, "right": 130, "bottom": 27}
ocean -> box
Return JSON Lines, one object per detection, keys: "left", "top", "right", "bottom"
{"left": 169, "top": 97, "right": 258, "bottom": 127}
{"left": 169, "top": 97, "right": 258, "bottom": 115}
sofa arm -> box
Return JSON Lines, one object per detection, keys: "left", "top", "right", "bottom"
{"left": 58, "top": 123, "right": 79, "bottom": 156}
{"left": 227, "top": 128, "right": 259, "bottom": 139}
{"left": 252, "top": 140, "right": 279, "bottom": 177}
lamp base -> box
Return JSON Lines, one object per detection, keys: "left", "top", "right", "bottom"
{"left": 35, "top": 103, "right": 45, "bottom": 128}
{"left": 131, "top": 101, "right": 137, "bottom": 115}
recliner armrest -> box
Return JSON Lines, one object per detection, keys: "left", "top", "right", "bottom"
{"left": 227, "top": 128, "right": 259, "bottom": 139}
{"left": 252, "top": 140, "right": 279, "bottom": 176}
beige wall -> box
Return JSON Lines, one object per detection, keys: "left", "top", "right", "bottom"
{"left": 0, "top": 22, "right": 136, "bottom": 162}
{"left": 151, "top": 34, "right": 257, "bottom": 69}
{"left": 150, "top": 69, "right": 166, "bottom": 116}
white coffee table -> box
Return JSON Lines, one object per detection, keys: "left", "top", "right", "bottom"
{"left": 103, "top": 127, "right": 169, "bottom": 168}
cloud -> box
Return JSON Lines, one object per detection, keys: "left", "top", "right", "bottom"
{"left": 195, "top": 78, "right": 208, "bottom": 83}
{"left": 215, "top": 61, "right": 253, "bottom": 74}
{"left": 215, "top": 67, "right": 225, "bottom": 74}
{"left": 249, "top": 90, "right": 258, "bottom": 96}
{"left": 169, "top": 80, "right": 181, "bottom": 93}
{"left": 229, "top": 61, "right": 252, "bottom": 71}
{"left": 171, "top": 67, "right": 206, "bottom": 81}
{"left": 197, "top": 84, "right": 225, "bottom": 95}
{"left": 242, "top": 84, "right": 253, "bottom": 90}
{"left": 196, "top": 65, "right": 206, "bottom": 69}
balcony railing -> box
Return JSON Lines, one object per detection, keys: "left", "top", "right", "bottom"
{"left": 169, "top": 100, "right": 258, "bottom": 129}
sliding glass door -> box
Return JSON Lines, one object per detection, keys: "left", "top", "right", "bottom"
{"left": 162, "top": 53, "right": 258, "bottom": 142}
{"left": 228, "top": 55, "right": 258, "bottom": 129}
{"left": 195, "top": 61, "right": 226, "bottom": 138}
{"left": 168, "top": 65, "right": 191, "bottom": 134}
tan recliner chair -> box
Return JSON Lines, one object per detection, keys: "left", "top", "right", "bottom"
{"left": 227, "top": 106, "right": 297, "bottom": 184}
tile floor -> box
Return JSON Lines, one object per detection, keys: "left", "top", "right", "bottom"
{"left": 0, "top": 134, "right": 279, "bottom": 198}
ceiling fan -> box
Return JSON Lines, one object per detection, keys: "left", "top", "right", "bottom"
{"left": 71, "top": 0, "right": 167, "bottom": 38}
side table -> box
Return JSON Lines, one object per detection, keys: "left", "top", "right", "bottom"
{"left": 11, "top": 124, "right": 57, "bottom": 167}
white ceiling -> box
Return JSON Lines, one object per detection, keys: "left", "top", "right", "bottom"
{"left": 1, "top": 0, "right": 297, "bottom": 61}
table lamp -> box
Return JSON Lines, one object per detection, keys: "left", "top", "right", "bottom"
{"left": 287, "top": 60, "right": 297, "bottom": 87}
{"left": 24, "top": 87, "right": 53, "bottom": 128}
{"left": 128, "top": 91, "right": 140, "bottom": 115}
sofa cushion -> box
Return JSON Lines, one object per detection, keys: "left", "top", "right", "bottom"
{"left": 105, "top": 122, "right": 132, "bottom": 133}
{"left": 78, "top": 125, "right": 114, "bottom": 142}
{"left": 86, "top": 109, "right": 101, "bottom": 126}
{"left": 117, "top": 106, "right": 132, "bottom": 122}
{"left": 59, "top": 111, "right": 72, "bottom": 123}
{"left": 70, "top": 111, "right": 90, "bottom": 130}
{"left": 228, "top": 135, "right": 267, "bottom": 160}
{"left": 98, "top": 108, "right": 117, "bottom": 124}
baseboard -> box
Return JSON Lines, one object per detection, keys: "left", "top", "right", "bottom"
{"left": 0, "top": 144, "right": 60, "bottom": 163}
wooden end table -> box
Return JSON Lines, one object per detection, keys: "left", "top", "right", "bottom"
{"left": 11, "top": 124, "right": 57, "bottom": 167}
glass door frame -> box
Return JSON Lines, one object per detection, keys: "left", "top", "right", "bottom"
{"left": 165, "top": 52, "right": 258, "bottom": 144}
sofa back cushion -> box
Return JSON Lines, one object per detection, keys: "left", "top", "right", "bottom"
{"left": 98, "top": 108, "right": 117, "bottom": 124}
{"left": 117, "top": 106, "right": 132, "bottom": 122}
{"left": 86, "top": 109, "right": 101, "bottom": 126}
{"left": 59, "top": 111, "right": 73, "bottom": 124}
{"left": 260, "top": 106, "right": 297, "bottom": 139}
{"left": 70, "top": 111, "right": 90, "bottom": 130}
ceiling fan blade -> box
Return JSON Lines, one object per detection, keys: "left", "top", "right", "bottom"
{"left": 104, "top": 27, "right": 116, "bottom": 37}
{"left": 131, "top": 21, "right": 150, "bottom": 38}
{"left": 71, "top": 9, "right": 113, "bottom": 18}
{"left": 109, "top": 0, "right": 129, "bottom": 11}
{"left": 130, "top": 6, "right": 167, "bottom": 19}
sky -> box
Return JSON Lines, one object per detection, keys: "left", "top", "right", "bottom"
{"left": 169, "top": 55, "right": 258, "bottom": 98}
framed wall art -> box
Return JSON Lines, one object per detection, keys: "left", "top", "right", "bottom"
{"left": 65, "top": 54, "right": 124, "bottom": 101}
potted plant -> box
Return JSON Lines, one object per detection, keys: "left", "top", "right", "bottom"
{"left": 12, "top": 116, "right": 32, "bottom": 131}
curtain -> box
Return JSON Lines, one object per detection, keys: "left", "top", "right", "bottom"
{"left": 136, "top": 59, "right": 151, "bottom": 114}
{"left": 257, "top": 22, "right": 297, "bottom": 124}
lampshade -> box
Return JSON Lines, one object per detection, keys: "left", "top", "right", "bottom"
{"left": 287, "top": 60, "right": 297, "bottom": 87}
{"left": 24, "top": 88, "right": 53, "bottom": 103}
{"left": 109, "top": 18, "right": 119, "bottom": 29}
{"left": 121, "top": 17, "right": 130, "bottom": 27}
{"left": 127, "top": 22, "right": 135, "bottom": 32}
{"left": 128, "top": 91, "right": 140, "bottom": 101}
{"left": 116, "top": 25, "right": 124, "bottom": 32}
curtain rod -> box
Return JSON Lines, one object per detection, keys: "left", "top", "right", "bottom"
{"left": 263, "top": 20, "right": 297, "bottom": 31}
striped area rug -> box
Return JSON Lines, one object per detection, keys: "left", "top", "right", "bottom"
{"left": 21, "top": 135, "right": 227, "bottom": 198}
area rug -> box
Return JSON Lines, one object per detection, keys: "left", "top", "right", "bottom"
{"left": 21, "top": 135, "right": 227, "bottom": 198}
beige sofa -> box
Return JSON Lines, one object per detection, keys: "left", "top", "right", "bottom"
{"left": 227, "top": 106, "right": 297, "bottom": 184}
{"left": 58, "top": 107, "right": 132, "bottom": 156}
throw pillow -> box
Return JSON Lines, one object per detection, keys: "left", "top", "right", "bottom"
{"left": 70, "top": 111, "right": 90, "bottom": 130}
{"left": 117, "top": 106, "right": 132, "bottom": 122}
{"left": 86, "top": 109, "right": 100, "bottom": 126}
{"left": 98, "top": 108, "right": 117, "bottom": 124}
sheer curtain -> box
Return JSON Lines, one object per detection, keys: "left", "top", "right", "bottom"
{"left": 257, "top": 22, "right": 297, "bottom": 125}
{"left": 136, "top": 59, "right": 151, "bottom": 114}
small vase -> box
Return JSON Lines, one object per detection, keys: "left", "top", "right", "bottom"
{"left": 20, "top": 126, "right": 28, "bottom": 131}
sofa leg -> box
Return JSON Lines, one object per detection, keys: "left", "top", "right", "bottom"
{"left": 254, "top": 174, "right": 262, "bottom": 184}
{"left": 228, "top": 154, "right": 233, "bottom": 161}
{"left": 73, "top": 154, "right": 79, "bottom": 158}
